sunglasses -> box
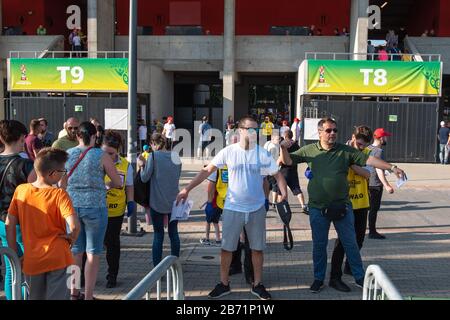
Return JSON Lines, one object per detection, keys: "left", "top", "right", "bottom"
{"left": 67, "top": 126, "right": 79, "bottom": 131}
{"left": 240, "top": 127, "right": 258, "bottom": 134}
{"left": 320, "top": 128, "right": 338, "bottom": 134}
{"left": 52, "top": 169, "right": 68, "bottom": 176}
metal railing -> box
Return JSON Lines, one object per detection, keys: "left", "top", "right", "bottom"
{"left": 0, "top": 247, "right": 23, "bottom": 300}
{"left": 9, "top": 51, "right": 129, "bottom": 59}
{"left": 363, "top": 265, "right": 403, "bottom": 300}
{"left": 305, "top": 52, "right": 441, "bottom": 62}
{"left": 123, "top": 256, "right": 184, "bottom": 300}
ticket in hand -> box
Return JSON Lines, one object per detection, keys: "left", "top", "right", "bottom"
{"left": 396, "top": 173, "right": 408, "bottom": 188}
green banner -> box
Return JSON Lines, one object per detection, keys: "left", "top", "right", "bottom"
{"left": 8, "top": 58, "right": 129, "bottom": 92}
{"left": 307, "top": 60, "right": 441, "bottom": 96}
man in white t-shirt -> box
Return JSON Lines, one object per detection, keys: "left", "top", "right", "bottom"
{"left": 162, "top": 116, "right": 176, "bottom": 150}
{"left": 177, "top": 117, "right": 288, "bottom": 301}
{"left": 197, "top": 116, "right": 212, "bottom": 159}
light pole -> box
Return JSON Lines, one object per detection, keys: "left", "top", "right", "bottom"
{"left": 126, "top": 0, "right": 139, "bottom": 234}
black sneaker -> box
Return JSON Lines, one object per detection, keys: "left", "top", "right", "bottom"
{"left": 355, "top": 278, "right": 364, "bottom": 289}
{"left": 310, "top": 280, "right": 325, "bottom": 293}
{"left": 369, "top": 232, "right": 386, "bottom": 240}
{"left": 251, "top": 283, "right": 272, "bottom": 300}
{"left": 208, "top": 282, "right": 231, "bottom": 299}
{"left": 329, "top": 278, "right": 351, "bottom": 292}
{"left": 106, "top": 275, "right": 117, "bottom": 288}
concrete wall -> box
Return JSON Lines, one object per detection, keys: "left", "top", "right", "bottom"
{"left": 115, "top": 35, "right": 349, "bottom": 72}
{"left": 97, "top": 0, "right": 115, "bottom": 51}
{"left": 408, "top": 37, "right": 450, "bottom": 74}
{"left": 0, "top": 35, "right": 64, "bottom": 58}
{"left": 149, "top": 65, "right": 174, "bottom": 121}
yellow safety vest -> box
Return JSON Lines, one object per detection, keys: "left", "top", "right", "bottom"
{"left": 215, "top": 167, "right": 229, "bottom": 209}
{"left": 348, "top": 148, "right": 371, "bottom": 210}
{"left": 105, "top": 156, "right": 129, "bottom": 217}
{"left": 261, "top": 122, "right": 274, "bottom": 136}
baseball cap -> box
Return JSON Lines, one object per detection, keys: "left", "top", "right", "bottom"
{"left": 373, "top": 128, "right": 392, "bottom": 139}
{"left": 143, "top": 145, "right": 149, "bottom": 151}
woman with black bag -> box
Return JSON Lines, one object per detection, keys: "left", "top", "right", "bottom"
{"left": 137, "top": 133, "right": 182, "bottom": 267}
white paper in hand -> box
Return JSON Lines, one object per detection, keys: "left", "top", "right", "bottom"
{"left": 396, "top": 173, "right": 408, "bottom": 188}
{"left": 171, "top": 200, "right": 194, "bottom": 222}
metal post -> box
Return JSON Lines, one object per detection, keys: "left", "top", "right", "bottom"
{"left": 126, "top": 0, "right": 138, "bottom": 234}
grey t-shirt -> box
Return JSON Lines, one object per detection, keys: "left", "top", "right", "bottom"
{"left": 368, "top": 145, "right": 384, "bottom": 187}
{"left": 140, "top": 151, "right": 182, "bottom": 213}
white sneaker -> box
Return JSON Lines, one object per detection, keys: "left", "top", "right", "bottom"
{"left": 200, "top": 238, "right": 211, "bottom": 245}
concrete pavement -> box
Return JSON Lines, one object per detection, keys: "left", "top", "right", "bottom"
{"left": 1, "top": 162, "right": 449, "bottom": 300}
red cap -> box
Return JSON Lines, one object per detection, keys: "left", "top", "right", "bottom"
{"left": 167, "top": 116, "right": 174, "bottom": 122}
{"left": 294, "top": 118, "right": 300, "bottom": 122}
{"left": 373, "top": 128, "right": 392, "bottom": 139}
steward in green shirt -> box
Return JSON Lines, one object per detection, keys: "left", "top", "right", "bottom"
{"left": 280, "top": 118, "right": 406, "bottom": 210}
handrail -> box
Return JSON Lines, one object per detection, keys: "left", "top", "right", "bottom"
{"left": 0, "top": 247, "right": 23, "bottom": 300}
{"left": 305, "top": 51, "right": 441, "bottom": 62}
{"left": 9, "top": 51, "right": 129, "bottom": 59}
{"left": 123, "top": 256, "right": 184, "bottom": 300}
{"left": 363, "top": 265, "right": 403, "bottom": 300}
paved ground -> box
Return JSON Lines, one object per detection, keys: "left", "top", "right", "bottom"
{"left": 1, "top": 162, "right": 450, "bottom": 300}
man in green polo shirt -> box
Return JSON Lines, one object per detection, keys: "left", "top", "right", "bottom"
{"left": 279, "top": 117, "right": 406, "bottom": 293}
{"left": 52, "top": 118, "right": 80, "bottom": 151}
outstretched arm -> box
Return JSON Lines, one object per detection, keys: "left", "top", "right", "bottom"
{"left": 176, "top": 163, "right": 218, "bottom": 205}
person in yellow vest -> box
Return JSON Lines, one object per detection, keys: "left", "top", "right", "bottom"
{"left": 102, "top": 130, "right": 135, "bottom": 289}
{"left": 260, "top": 116, "right": 274, "bottom": 142}
{"left": 329, "top": 125, "right": 373, "bottom": 293}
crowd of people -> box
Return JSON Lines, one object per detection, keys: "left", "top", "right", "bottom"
{"left": 4, "top": 112, "right": 448, "bottom": 301}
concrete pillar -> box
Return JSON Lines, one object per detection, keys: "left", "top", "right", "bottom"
{"left": 97, "top": 0, "right": 115, "bottom": 52}
{"left": 150, "top": 65, "right": 174, "bottom": 122}
{"left": 350, "top": 0, "right": 369, "bottom": 55}
{"left": 0, "top": 0, "right": 3, "bottom": 34}
{"left": 354, "top": 18, "right": 369, "bottom": 60}
{"left": 87, "top": 0, "right": 98, "bottom": 57}
{"left": 223, "top": 0, "right": 235, "bottom": 123}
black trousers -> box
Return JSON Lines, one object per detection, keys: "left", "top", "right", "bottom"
{"left": 330, "top": 208, "right": 368, "bottom": 280}
{"left": 368, "top": 186, "right": 383, "bottom": 233}
{"left": 104, "top": 215, "right": 124, "bottom": 279}
{"left": 230, "top": 228, "right": 253, "bottom": 281}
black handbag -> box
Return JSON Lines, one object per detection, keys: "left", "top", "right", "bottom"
{"left": 133, "top": 153, "right": 154, "bottom": 207}
{"left": 322, "top": 203, "right": 347, "bottom": 221}
{"left": 275, "top": 200, "right": 294, "bottom": 251}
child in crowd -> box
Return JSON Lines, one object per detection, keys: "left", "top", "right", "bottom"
{"left": 6, "top": 148, "right": 80, "bottom": 300}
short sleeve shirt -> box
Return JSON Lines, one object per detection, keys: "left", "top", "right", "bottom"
{"left": 164, "top": 124, "right": 176, "bottom": 139}
{"left": 290, "top": 142, "right": 369, "bottom": 209}
{"left": 8, "top": 184, "right": 75, "bottom": 275}
{"left": 24, "top": 134, "right": 43, "bottom": 161}
{"left": 211, "top": 144, "right": 278, "bottom": 213}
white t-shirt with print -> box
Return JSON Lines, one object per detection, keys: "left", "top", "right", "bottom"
{"left": 211, "top": 143, "right": 279, "bottom": 213}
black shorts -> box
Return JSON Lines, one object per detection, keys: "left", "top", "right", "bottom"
{"left": 278, "top": 172, "right": 302, "bottom": 196}
{"left": 206, "top": 208, "right": 222, "bottom": 224}
{"left": 267, "top": 175, "right": 279, "bottom": 193}
{"left": 201, "top": 141, "right": 210, "bottom": 152}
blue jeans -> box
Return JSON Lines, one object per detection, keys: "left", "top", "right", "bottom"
{"left": 71, "top": 207, "right": 108, "bottom": 255}
{"left": 150, "top": 209, "right": 180, "bottom": 267}
{"left": 309, "top": 206, "right": 365, "bottom": 282}
{"left": 0, "top": 221, "right": 24, "bottom": 300}
{"left": 439, "top": 144, "right": 449, "bottom": 164}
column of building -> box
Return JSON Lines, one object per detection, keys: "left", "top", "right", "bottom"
{"left": 87, "top": 0, "right": 115, "bottom": 57}
{"left": 223, "top": 0, "right": 236, "bottom": 124}
{"left": 350, "top": 0, "right": 369, "bottom": 60}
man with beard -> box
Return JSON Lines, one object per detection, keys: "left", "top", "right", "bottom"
{"left": 367, "top": 128, "right": 394, "bottom": 240}
{"left": 38, "top": 118, "right": 55, "bottom": 148}
{"left": 52, "top": 118, "right": 80, "bottom": 151}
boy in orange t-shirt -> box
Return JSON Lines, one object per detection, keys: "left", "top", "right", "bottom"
{"left": 6, "top": 148, "right": 80, "bottom": 300}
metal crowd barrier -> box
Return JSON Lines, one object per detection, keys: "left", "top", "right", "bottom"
{"left": 0, "top": 247, "right": 23, "bottom": 300}
{"left": 123, "top": 256, "right": 184, "bottom": 300}
{"left": 362, "top": 265, "right": 403, "bottom": 300}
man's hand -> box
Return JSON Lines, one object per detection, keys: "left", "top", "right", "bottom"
{"left": 59, "top": 233, "right": 76, "bottom": 247}
{"left": 280, "top": 140, "right": 290, "bottom": 149}
{"left": 176, "top": 188, "right": 189, "bottom": 205}
{"left": 392, "top": 167, "right": 405, "bottom": 180}
{"left": 385, "top": 185, "right": 394, "bottom": 194}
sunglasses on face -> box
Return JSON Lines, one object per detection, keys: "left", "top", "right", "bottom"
{"left": 67, "top": 126, "right": 79, "bottom": 131}
{"left": 320, "top": 128, "right": 338, "bottom": 134}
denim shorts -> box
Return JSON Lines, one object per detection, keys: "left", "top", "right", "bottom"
{"left": 71, "top": 207, "right": 108, "bottom": 255}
